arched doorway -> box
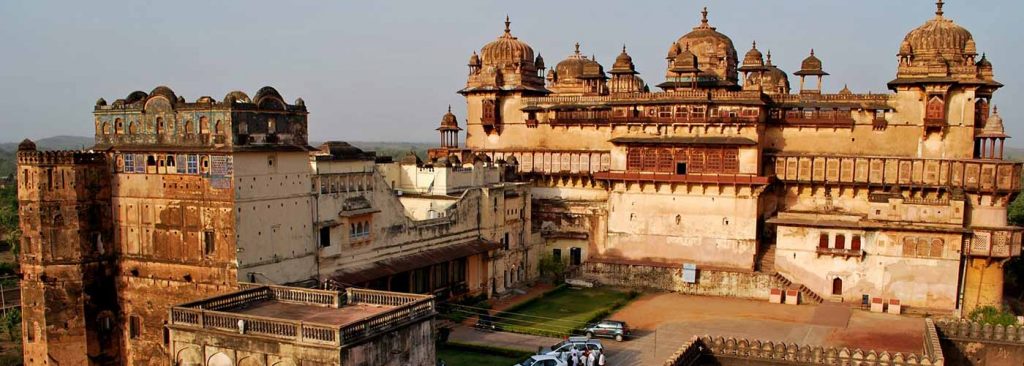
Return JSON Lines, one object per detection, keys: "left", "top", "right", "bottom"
{"left": 832, "top": 278, "right": 843, "bottom": 296}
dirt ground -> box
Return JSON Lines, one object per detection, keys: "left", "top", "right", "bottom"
{"left": 608, "top": 292, "right": 925, "bottom": 361}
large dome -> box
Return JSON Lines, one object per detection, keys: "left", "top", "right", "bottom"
{"left": 480, "top": 16, "right": 535, "bottom": 67}
{"left": 901, "top": 2, "right": 975, "bottom": 62}
{"left": 666, "top": 7, "right": 738, "bottom": 85}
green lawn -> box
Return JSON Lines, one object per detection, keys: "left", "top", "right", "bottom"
{"left": 437, "top": 344, "right": 530, "bottom": 366}
{"left": 498, "top": 287, "right": 635, "bottom": 337}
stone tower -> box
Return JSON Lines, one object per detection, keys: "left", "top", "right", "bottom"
{"left": 16, "top": 139, "right": 121, "bottom": 365}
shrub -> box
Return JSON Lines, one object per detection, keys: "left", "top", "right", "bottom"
{"left": 968, "top": 305, "right": 1019, "bottom": 326}
{"left": 538, "top": 253, "right": 568, "bottom": 283}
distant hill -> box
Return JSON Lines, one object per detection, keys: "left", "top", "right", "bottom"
{"left": 0, "top": 135, "right": 95, "bottom": 152}
{"left": 1005, "top": 147, "right": 1024, "bottom": 162}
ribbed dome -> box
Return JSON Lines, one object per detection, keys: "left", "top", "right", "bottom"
{"left": 667, "top": 7, "right": 738, "bottom": 83}
{"left": 438, "top": 105, "right": 460, "bottom": 130}
{"left": 902, "top": 3, "right": 975, "bottom": 61}
{"left": 976, "top": 53, "right": 992, "bottom": 68}
{"left": 480, "top": 16, "right": 535, "bottom": 67}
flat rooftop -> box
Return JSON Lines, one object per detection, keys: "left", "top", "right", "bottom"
{"left": 607, "top": 292, "right": 926, "bottom": 364}
{"left": 231, "top": 300, "right": 397, "bottom": 327}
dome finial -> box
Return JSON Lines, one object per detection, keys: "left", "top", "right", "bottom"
{"left": 622, "top": 44, "right": 627, "bottom": 53}
{"left": 504, "top": 15, "right": 511, "bottom": 34}
{"left": 994, "top": 104, "right": 998, "bottom": 114}
{"left": 766, "top": 50, "right": 773, "bottom": 65}
{"left": 448, "top": 104, "right": 452, "bottom": 113}
{"left": 574, "top": 42, "right": 581, "bottom": 55}
{"left": 810, "top": 48, "right": 815, "bottom": 56}
{"left": 701, "top": 6, "right": 709, "bottom": 25}
{"left": 752, "top": 41, "right": 757, "bottom": 49}
{"left": 936, "top": 0, "right": 944, "bottom": 17}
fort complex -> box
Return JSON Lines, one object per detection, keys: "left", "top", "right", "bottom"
{"left": 12, "top": 1, "right": 1024, "bottom": 365}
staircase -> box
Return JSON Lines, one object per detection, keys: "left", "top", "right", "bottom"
{"left": 772, "top": 272, "right": 825, "bottom": 304}
{"left": 755, "top": 244, "right": 776, "bottom": 273}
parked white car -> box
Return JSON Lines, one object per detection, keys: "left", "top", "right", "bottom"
{"left": 514, "top": 354, "right": 566, "bottom": 366}
{"left": 541, "top": 336, "right": 604, "bottom": 360}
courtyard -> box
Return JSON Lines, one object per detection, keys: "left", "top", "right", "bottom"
{"left": 449, "top": 289, "right": 927, "bottom": 366}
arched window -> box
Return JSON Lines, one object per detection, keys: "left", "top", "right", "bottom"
{"left": 184, "top": 120, "right": 194, "bottom": 134}
{"left": 200, "top": 116, "right": 210, "bottom": 134}
{"left": 214, "top": 120, "right": 224, "bottom": 134}
{"left": 818, "top": 233, "right": 829, "bottom": 249}
{"left": 832, "top": 278, "right": 843, "bottom": 295}
{"left": 267, "top": 119, "right": 277, "bottom": 133}
{"left": 156, "top": 117, "right": 164, "bottom": 134}
{"left": 115, "top": 118, "right": 123, "bottom": 134}
{"left": 128, "top": 121, "right": 138, "bottom": 134}
{"left": 851, "top": 235, "right": 861, "bottom": 251}
{"left": 834, "top": 234, "right": 845, "bottom": 250}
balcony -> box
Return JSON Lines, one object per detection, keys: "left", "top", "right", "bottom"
{"left": 815, "top": 247, "right": 864, "bottom": 259}
{"left": 593, "top": 171, "right": 770, "bottom": 185}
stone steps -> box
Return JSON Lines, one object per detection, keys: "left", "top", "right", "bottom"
{"left": 756, "top": 244, "right": 776, "bottom": 273}
{"left": 772, "top": 272, "right": 825, "bottom": 304}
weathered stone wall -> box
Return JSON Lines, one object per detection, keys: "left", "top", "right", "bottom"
{"left": 341, "top": 319, "right": 435, "bottom": 366}
{"left": 935, "top": 320, "right": 1024, "bottom": 366}
{"left": 584, "top": 261, "right": 784, "bottom": 300}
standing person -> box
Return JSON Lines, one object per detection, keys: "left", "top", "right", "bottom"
{"left": 569, "top": 346, "right": 579, "bottom": 366}
{"left": 578, "top": 349, "right": 587, "bottom": 366}
{"left": 586, "top": 349, "right": 596, "bottom": 366}
{"left": 598, "top": 350, "right": 606, "bottom": 366}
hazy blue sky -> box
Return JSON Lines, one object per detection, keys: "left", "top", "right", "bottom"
{"left": 1, "top": 1, "right": 1019, "bottom": 144}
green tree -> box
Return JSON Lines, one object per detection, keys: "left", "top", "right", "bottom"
{"left": 537, "top": 253, "right": 567, "bottom": 283}
{"left": 0, "top": 309, "right": 19, "bottom": 342}
{"left": 968, "top": 305, "right": 1018, "bottom": 326}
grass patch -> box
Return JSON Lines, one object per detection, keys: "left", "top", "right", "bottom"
{"left": 497, "top": 287, "right": 638, "bottom": 337}
{"left": 437, "top": 342, "right": 531, "bottom": 366}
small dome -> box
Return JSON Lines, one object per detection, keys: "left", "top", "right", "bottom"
{"left": 669, "top": 45, "right": 700, "bottom": 74}
{"left": 739, "top": 41, "right": 765, "bottom": 71}
{"left": 666, "top": 42, "right": 681, "bottom": 60}
{"left": 18, "top": 139, "right": 36, "bottom": 151}
{"left": 196, "top": 96, "right": 214, "bottom": 103}
{"left": 979, "top": 106, "right": 1007, "bottom": 137}
{"left": 976, "top": 53, "right": 992, "bottom": 68}
{"left": 762, "top": 51, "right": 791, "bottom": 94}
{"left": 535, "top": 54, "right": 545, "bottom": 70}
{"left": 95, "top": 98, "right": 107, "bottom": 106}
{"left": 468, "top": 51, "right": 481, "bottom": 66}
{"left": 838, "top": 84, "right": 853, "bottom": 95}
{"left": 124, "top": 91, "right": 148, "bottom": 104}
{"left": 149, "top": 85, "right": 177, "bottom": 102}
{"left": 438, "top": 105, "right": 460, "bottom": 130}
{"left": 295, "top": 98, "right": 305, "bottom": 106}
{"left": 223, "top": 90, "right": 251, "bottom": 104}
{"left": 479, "top": 16, "right": 535, "bottom": 67}
{"left": 555, "top": 43, "right": 601, "bottom": 82}
{"left": 610, "top": 45, "right": 637, "bottom": 75}
{"left": 795, "top": 49, "right": 829, "bottom": 76}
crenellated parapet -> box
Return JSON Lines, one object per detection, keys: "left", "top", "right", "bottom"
{"left": 16, "top": 149, "right": 106, "bottom": 166}
{"left": 935, "top": 319, "right": 1024, "bottom": 344}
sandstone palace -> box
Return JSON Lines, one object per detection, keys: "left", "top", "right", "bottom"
{"left": 13, "top": 1, "right": 1024, "bottom": 365}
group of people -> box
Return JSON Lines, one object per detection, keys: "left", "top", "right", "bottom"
{"left": 565, "top": 347, "right": 605, "bottom": 366}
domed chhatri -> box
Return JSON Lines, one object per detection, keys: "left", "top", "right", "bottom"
{"left": 609, "top": 45, "right": 646, "bottom": 93}
{"left": 549, "top": 43, "right": 607, "bottom": 95}
{"left": 894, "top": 0, "right": 996, "bottom": 85}
{"left": 438, "top": 105, "right": 460, "bottom": 131}
{"left": 661, "top": 7, "right": 739, "bottom": 89}
{"left": 463, "top": 16, "right": 546, "bottom": 93}
{"left": 480, "top": 16, "right": 535, "bottom": 68}
{"left": 18, "top": 138, "right": 37, "bottom": 151}
{"left": 794, "top": 49, "right": 829, "bottom": 94}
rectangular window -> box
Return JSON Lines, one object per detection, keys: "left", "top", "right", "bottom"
{"left": 319, "top": 227, "right": 331, "bottom": 247}
{"left": 552, "top": 248, "right": 562, "bottom": 262}
{"left": 124, "top": 154, "right": 135, "bottom": 173}
{"left": 134, "top": 154, "right": 145, "bottom": 173}
{"left": 176, "top": 155, "right": 187, "bottom": 174}
{"left": 851, "top": 235, "right": 862, "bottom": 251}
{"left": 675, "top": 162, "right": 688, "bottom": 175}
{"left": 203, "top": 231, "right": 215, "bottom": 256}
{"left": 187, "top": 155, "right": 199, "bottom": 174}
{"left": 834, "top": 234, "right": 846, "bottom": 250}
{"left": 504, "top": 232, "right": 510, "bottom": 250}
{"left": 129, "top": 316, "right": 141, "bottom": 339}
{"left": 819, "top": 234, "right": 829, "bottom": 249}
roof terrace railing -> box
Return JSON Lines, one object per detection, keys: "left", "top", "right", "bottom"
{"left": 169, "top": 285, "right": 434, "bottom": 348}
